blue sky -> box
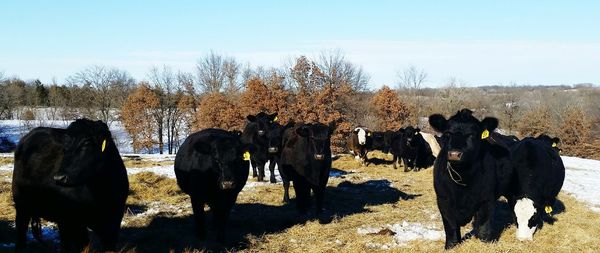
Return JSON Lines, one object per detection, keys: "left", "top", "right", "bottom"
{"left": 1, "top": 1, "right": 599, "bottom": 88}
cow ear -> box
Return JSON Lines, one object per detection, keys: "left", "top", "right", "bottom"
{"left": 429, "top": 114, "right": 447, "bottom": 133}
{"left": 481, "top": 117, "right": 499, "bottom": 131}
{"left": 246, "top": 115, "right": 257, "bottom": 122}
{"left": 552, "top": 137, "right": 560, "bottom": 144}
{"left": 94, "top": 120, "right": 111, "bottom": 149}
{"left": 415, "top": 128, "right": 421, "bottom": 134}
{"left": 270, "top": 113, "right": 278, "bottom": 122}
{"left": 328, "top": 121, "right": 336, "bottom": 135}
{"left": 193, "top": 142, "right": 211, "bottom": 154}
{"left": 296, "top": 125, "right": 310, "bottom": 137}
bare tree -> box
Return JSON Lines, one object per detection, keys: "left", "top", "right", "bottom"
{"left": 398, "top": 65, "right": 427, "bottom": 117}
{"left": 223, "top": 57, "right": 242, "bottom": 94}
{"left": 317, "top": 49, "right": 369, "bottom": 91}
{"left": 66, "top": 65, "right": 135, "bottom": 125}
{"left": 195, "top": 51, "right": 226, "bottom": 93}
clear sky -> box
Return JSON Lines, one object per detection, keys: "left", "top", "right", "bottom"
{"left": 1, "top": 1, "right": 599, "bottom": 89}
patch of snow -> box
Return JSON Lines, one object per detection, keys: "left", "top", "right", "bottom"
{"left": 561, "top": 156, "right": 600, "bottom": 212}
{"left": 127, "top": 165, "right": 175, "bottom": 178}
{"left": 358, "top": 221, "right": 444, "bottom": 248}
{"left": 1, "top": 223, "right": 60, "bottom": 248}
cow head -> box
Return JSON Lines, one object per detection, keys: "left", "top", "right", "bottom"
{"left": 266, "top": 121, "right": 293, "bottom": 154}
{"left": 429, "top": 109, "right": 498, "bottom": 164}
{"left": 371, "top": 131, "right": 387, "bottom": 151}
{"left": 54, "top": 119, "right": 112, "bottom": 186}
{"left": 296, "top": 122, "right": 335, "bottom": 160}
{"left": 194, "top": 136, "right": 252, "bottom": 190}
{"left": 536, "top": 134, "right": 561, "bottom": 153}
{"left": 353, "top": 127, "right": 369, "bottom": 145}
{"left": 402, "top": 126, "right": 421, "bottom": 148}
{"left": 514, "top": 197, "right": 542, "bottom": 241}
{"left": 246, "top": 112, "right": 278, "bottom": 137}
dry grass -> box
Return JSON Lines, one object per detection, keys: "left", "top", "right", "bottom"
{"left": 0, "top": 152, "right": 600, "bottom": 252}
{"left": 0, "top": 157, "right": 12, "bottom": 166}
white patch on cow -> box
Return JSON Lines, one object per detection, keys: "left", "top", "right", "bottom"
{"left": 355, "top": 127, "right": 367, "bottom": 145}
{"left": 514, "top": 197, "right": 537, "bottom": 241}
{"left": 355, "top": 155, "right": 361, "bottom": 160}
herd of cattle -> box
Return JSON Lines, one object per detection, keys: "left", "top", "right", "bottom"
{"left": 10, "top": 109, "right": 565, "bottom": 251}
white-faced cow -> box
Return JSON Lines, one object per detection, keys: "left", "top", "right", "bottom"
{"left": 12, "top": 119, "right": 129, "bottom": 252}
{"left": 429, "top": 109, "right": 515, "bottom": 249}
{"left": 174, "top": 128, "right": 251, "bottom": 241}
{"left": 280, "top": 122, "right": 335, "bottom": 216}
{"left": 347, "top": 127, "right": 372, "bottom": 166}
{"left": 241, "top": 112, "right": 278, "bottom": 182}
{"left": 509, "top": 135, "right": 565, "bottom": 241}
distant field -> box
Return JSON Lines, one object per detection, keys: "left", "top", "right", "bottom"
{"left": 1, "top": 152, "right": 599, "bottom": 252}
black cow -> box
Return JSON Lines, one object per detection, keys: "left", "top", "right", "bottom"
{"left": 347, "top": 127, "right": 372, "bottom": 166}
{"left": 429, "top": 109, "right": 515, "bottom": 249}
{"left": 241, "top": 112, "right": 278, "bottom": 182}
{"left": 264, "top": 121, "right": 294, "bottom": 183}
{"left": 12, "top": 119, "right": 128, "bottom": 252}
{"left": 370, "top": 131, "right": 394, "bottom": 154}
{"left": 388, "top": 128, "right": 406, "bottom": 170}
{"left": 509, "top": 136, "right": 565, "bottom": 241}
{"left": 174, "top": 128, "right": 251, "bottom": 241}
{"left": 398, "top": 126, "right": 435, "bottom": 172}
{"left": 280, "top": 122, "right": 335, "bottom": 215}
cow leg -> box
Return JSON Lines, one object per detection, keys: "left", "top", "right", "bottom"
{"left": 314, "top": 187, "right": 325, "bottom": 215}
{"left": 473, "top": 201, "right": 495, "bottom": 242}
{"left": 58, "top": 223, "right": 89, "bottom": 253}
{"left": 441, "top": 216, "right": 461, "bottom": 249}
{"left": 190, "top": 195, "right": 207, "bottom": 240}
{"left": 268, "top": 157, "right": 278, "bottom": 183}
{"left": 282, "top": 178, "right": 291, "bottom": 203}
{"left": 402, "top": 158, "right": 410, "bottom": 172}
{"left": 212, "top": 196, "right": 235, "bottom": 243}
{"left": 257, "top": 163, "right": 265, "bottom": 182}
{"left": 15, "top": 207, "right": 30, "bottom": 250}
{"left": 95, "top": 216, "right": 121, "bottom": 251}
{"left": 392, "top": 154, "right": 398, "bottom": 170}
{"left": 250, "top": 159, "right": 257, "bottom": 178}
{"left": 293, "top": 179, "right": 310, "bottom": 214}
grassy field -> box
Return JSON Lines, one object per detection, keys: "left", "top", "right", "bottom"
{"left": 1, "top": 152, "right": 599, "bottom": 252}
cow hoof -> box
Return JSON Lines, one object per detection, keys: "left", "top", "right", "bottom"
{"left": 270, "top": 177, "right": 277, "bottom": 183}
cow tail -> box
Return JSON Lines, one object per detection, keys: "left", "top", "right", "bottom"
{"left": 30, "top": 217, "right": 43, "bottom": 243}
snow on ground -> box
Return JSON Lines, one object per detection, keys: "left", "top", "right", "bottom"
{"left": 561, "top": 156, "right": 600, "bottom": 212}
{"left": 358, "top": 221, "right": 444, "bottom": 248}
{"left": 0, "top": 223, "right": 60, "bottom": 249}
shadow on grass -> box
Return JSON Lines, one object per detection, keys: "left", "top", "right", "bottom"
{"left": 118, "top": 179, "right": 417, "bottom": 252}
{"left": 367, "top": 157, "right": 393, "bottom": 166}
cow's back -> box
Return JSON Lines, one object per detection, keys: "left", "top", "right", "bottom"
{"left": 420, "top": 132, "right": 441, "bottom": 158}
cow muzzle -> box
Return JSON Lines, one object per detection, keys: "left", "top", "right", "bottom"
{"left": 53, "top": 174, "right": 71, "bottom": 185}
{"left": 447, "top": 151, "right": 463, "bottom": 161}
{"left": 220, "top": 181, "right": 236, "bottom": 190}
{"left": 268, "top": 147, "right": 279, "bottom": 153}
{"left": 257, "top": 130, "right": 265, "bottom": 136}
{"left": 314, "top": 154, "right": 325, "bottom": 160}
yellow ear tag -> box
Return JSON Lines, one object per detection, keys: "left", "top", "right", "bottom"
{"left": 415, "top": 132, "right": 419, "bottom": 136}
{"left": 552, "top": 143, "right": 557, "bottom": 148}
{"left": 545, "top": 206, "right": 553, "bottom": 214}
{"left": 101, "top": 139, "right": 107, "bottom": 152}
{"left": 481, "top": 130, "right": 489, "bottom": 140}
{"left": 367, "top": 132, "right": 372, "bottom": 137}
{"left": 243, "top": 151, "right": 251, "bottom": 161}
{"left": 273, "top": 116, "right": 278, "bottom": 122}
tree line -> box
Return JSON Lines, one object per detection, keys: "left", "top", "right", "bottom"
{"left": 1, "top": 52, "right": 599, "bottom": 158}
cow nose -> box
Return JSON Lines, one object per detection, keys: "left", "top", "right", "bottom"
{"left": 221, "top": 181, "right": 236, "bottom": 189}
{"left": 258, "top": 130, "right": 265, "bottom": 136}
{"left": 53, "top": 174, "right": 69, "bottom": 184}
{"left": 268, "top": 147, "right": 278, "bottom": 153}
{"left": 314, "top": 154, "right": 325, "bottom": 160}
{"left": 447, "top": 151, "right": 463, "bottom": 161}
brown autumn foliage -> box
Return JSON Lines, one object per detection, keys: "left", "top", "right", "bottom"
{"left": 239, "top": 75, "right": 290, "bottom": 123}
{"left": 516, "top": 105, "right": 553, "bottom": 138}
{"left": 370, "top": 85, "right": 416, "bottom": 131}
{"left": 121, "top": 84, "right": 160, "bottom": 153}
{"left": 558, "top": 106, "right": 597, "bottom": 158}
{"left": 194, "top": 92, "right": 243, "bottom": 131}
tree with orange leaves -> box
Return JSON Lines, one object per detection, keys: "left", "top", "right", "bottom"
{"left": 121, "top": 84, "right": 160, "bottom": 153}
{"left": 194, "top": 92, "right": 243, "bottom": 131}
{"left": 370, "top": 85, "right": 415, "bottom": 131}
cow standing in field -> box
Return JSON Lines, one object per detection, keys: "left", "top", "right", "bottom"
{"left": 429, "top": 109, "right": 515, "bottom": 249}
{"left": 241, "top": 112, "right": 278, "bottom": 182}
{"left": 398, "top": 126, "right": 436, "bottom": 172}
{"left": 509, "top": 136, "right": 565, "bottom": 241}
{"left": 174, "top": 129, "right": 251, "bottom": 241}
{"left": 280, "top": 122, "right": 335, "bottom": 216}
{"left": 347, "top": 127, "right": 372, "bottom": 166}
{"left": 388, "top": 128, "right": 406, "bottom": 170}
{"left": 12, "top": 119, "right": 129, "bottom": 252}
{"left": 370, "top": 131, "right": 394, "bottom": 154}
{"left": 264, "top": 121, "right": 295, "bottom": 183}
